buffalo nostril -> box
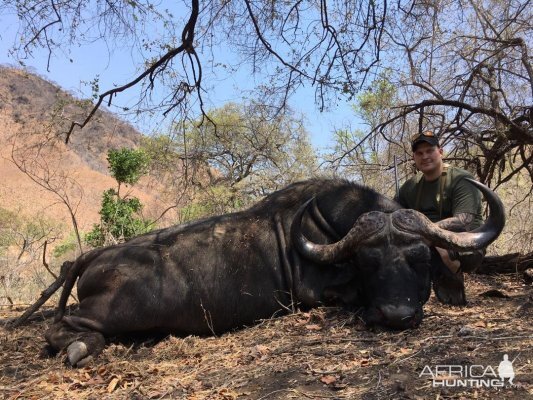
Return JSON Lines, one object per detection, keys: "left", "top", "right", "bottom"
{"left": 379, "top": 304, "right": 418, "bottom": 329}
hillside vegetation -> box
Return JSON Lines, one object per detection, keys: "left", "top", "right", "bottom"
{"left": 0, "top": 67, "right": 177, "bottom": 303}
{"left": 0, "top": 66, "right": 174, "bottom": 228}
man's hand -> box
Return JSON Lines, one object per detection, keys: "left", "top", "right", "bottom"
{"left": 435, "top": 247, "right": 461, "bottom": 274}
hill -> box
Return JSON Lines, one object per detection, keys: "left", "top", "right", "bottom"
{"left": 0, "top": 66, "right": 172, "bottom": 234}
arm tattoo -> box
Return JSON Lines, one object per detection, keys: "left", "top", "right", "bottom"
{"left": 436, "top": 213, "right": 475, "bottom": 232}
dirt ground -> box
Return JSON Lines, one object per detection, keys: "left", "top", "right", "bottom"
{"left": 1, "top": 274, "right": 531, "bottom": 400}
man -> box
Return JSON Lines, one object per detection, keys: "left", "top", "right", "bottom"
{"left": 397, "top": 131, "right": 484, "bottom": 305}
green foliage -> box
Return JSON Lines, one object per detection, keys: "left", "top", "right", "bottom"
{"left": 328, "top": 72, "right": 398, "bottom": 190}
{"left": 354, "top": 72, "right": 396, "bottom": 128}
{"left": 332, "top": 128, "right": 378, "bottom": 164}
{"left": 140, "top": 102, "right": 318, "bottom": 222}
{"left": 86, "top": 147, "right": 153, "bottom": 247}
{"left": 0, "top": 207, "right": 63, "bottom": 260}
{"left": 356, "top": 79, "right": 395, "bottom": 115}
{"left": 178, "top": 202, "right": 212, "bottom": 223}
{"left": 140, "top": 134, "right": 181, "bottom": 180}
{"left": 52, "top": 233, "right": 78, "bottom": 258}
{"left": 107, "top": 148, "right": 149, "bottom": 186}
{"left": 85, "top": 189, "right": 152, "bottom": 247}
{"left": 183, "top": 102, "right": 318, "bottom": 197}
{"left": 178, "top": 185, "right": 244, "bottom": 222}
{"left": 84, "top": 228, "right": 104, "bottom": 248}
{"left": 0, "top": 208, "right": 18, "bottom": 249}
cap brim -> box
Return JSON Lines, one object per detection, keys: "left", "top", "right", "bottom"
{"left": 412, "top": 137, "right": 439, "bottom": 151}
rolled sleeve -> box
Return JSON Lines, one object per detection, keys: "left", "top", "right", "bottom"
{"left": 451, "top": 177, "right": 481, "bottom": 216}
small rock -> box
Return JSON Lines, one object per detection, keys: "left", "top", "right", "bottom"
{"left": 457, "top": 326, "right": 476, "bottom": 336}
{"left": 392, "top": 380, "right": 406, "bottom": 392}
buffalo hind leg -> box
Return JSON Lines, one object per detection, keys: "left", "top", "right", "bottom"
{"left": 45, "top": 320, "right": 105, "bottom": 367}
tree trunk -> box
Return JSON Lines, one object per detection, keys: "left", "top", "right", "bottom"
{"left": 476, "top": 251, "right": 533, "bottom": 275}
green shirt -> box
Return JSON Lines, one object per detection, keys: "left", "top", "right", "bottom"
{"left": 398, "top": 165, "right": 483, "bottom": 228}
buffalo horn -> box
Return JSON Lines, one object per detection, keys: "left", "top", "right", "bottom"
{"left": 291, "top": 198, "right": 387, "bottom": 264}
{"left": 392, "top": 178, "right": 505, "bottom": 251}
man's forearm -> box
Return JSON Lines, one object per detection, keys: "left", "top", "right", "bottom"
{"left": 436, "top": 212, "right": 476, "bottom": 232}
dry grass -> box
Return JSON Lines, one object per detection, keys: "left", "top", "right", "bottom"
{"left": 1, "top": 274, "right": 531, "bottom": 399}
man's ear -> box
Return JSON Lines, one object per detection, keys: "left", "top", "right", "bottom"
{"left": 438, "top": 147, "right": 444, "bottom": 156}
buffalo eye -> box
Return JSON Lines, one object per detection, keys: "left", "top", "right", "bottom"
{"left": 403, "top": 245, "right": 431, "bottom": 275}
{"left": 404, "top": 244, "right": 431, "bottom": 264}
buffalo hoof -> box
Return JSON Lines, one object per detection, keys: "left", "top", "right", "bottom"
{"left": 67, "top": 341, "right": 93, "bottom": 367}
{"left": 433, "top": 271, "right": 466, "bottom": 306}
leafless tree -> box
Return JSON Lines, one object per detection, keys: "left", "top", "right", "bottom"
{"left": 10, "top": 140, "right": 84, "bottom": 256}
{"left": 324, "top": 0, "right": 532, "bottom": 254}
{"left": 356, "top": 0, "right": 532, "bottom": 189}
{"left": 1, "top": 0, "right": 387, "bottom": 142}
{"left": 3, "top": 0, "right": 530, "bottom": 189}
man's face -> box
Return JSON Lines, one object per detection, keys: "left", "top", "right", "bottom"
{"left": 413, "top": 142, "right": 443, "bottom": 176}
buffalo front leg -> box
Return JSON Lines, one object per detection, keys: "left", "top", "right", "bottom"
{"left": 45, "top": 319, "right": 105, "bottom": 367}
{"left": 432, "top": 269, "right": 466, "bottom": 305}
{"left": 431, "top": 249, "right": 466, "bottom": 306}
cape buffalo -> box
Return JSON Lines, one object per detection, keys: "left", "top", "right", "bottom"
{"left": 45, "top": 178, "right": 504, "bottom": 366}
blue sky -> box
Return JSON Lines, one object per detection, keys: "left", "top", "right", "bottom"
{"left": 0, "top": 8, "right": 360, "bottom": 151}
